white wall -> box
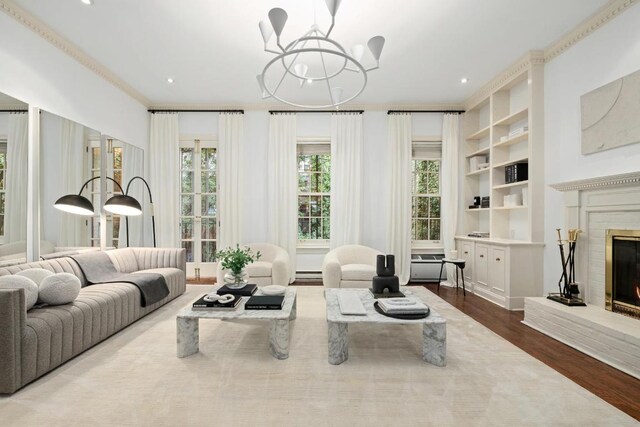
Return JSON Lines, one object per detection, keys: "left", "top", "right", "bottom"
{"left": 543, "top": 4, "right": 640, "bottom": 293}
{"left": 178, "top": 111, "right": 443, "bottom": 272}
{"left": 0, "top": 13, "right": 148, "bottom": 149}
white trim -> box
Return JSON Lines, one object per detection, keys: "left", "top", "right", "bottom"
{"left": 550, "top": 171, "right": 640, "bottom": 192}
{"left": 0, "top": 0, "right": 149, "bottom": 105}
{"left": 543, "top": 0, "right": 639, "bottom": 62}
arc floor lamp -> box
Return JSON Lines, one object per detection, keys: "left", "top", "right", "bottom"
{"left": 54, "top": 175, "right": 156, "bottom": 248}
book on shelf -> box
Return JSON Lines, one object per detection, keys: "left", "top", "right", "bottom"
{"left": 216, "top": 284, "right": 258, "bottom": 297}
{"left": 468, "top": 231, "right": 490, "bottom": 238}
{"left": 245, "top": 295, "right": 284, "bottom": 310}
{"left": 192, "top": 294, "right": 243, "bottom": 311}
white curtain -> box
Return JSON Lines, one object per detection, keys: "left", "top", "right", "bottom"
{"left": 217, "top": 112, "right": 244, "bottom": 251}
{"left": 386, "top": 113, "right": 412, "bottom": 285}
{"left": 119, "top": 144, "right": 144, "bottom": 247}
{"left": 441, "top": 113, "right": 460, "bottom": 286}
{"left": 5, "top": 113, "right": 28, "bottom": 243}
{"left": 330, "top": 113, "right": 363, "bottom": 248}
{"left": 58, "top": 119, "right": 84, "bottom": 246}
{"left": 149, "top": 113, "right": 179, "bottom": 247}
{"left": 267, "top": 113, "right": 297, "bottom": 283}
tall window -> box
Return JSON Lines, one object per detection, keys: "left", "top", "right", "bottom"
{"left": 412, "top": 142, "right": 441, "bottom": 244}
{"left": 297, "top": 142, "right": 330, "bottom": 243}
{"left": 86, "top": 140, "right": 123, "bottom": 247}
{"left": 180, "top": 139, "right": 217, "bottom": 265}
{"left": 0, "top": 141, "right": 6, "bottom": 240}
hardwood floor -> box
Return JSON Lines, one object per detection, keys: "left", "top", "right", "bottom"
{"left": 422, "top": 282, "right": 640, "bottom": 421}
{"left": 185, "top": 278, "right": 639, "bottom": 420}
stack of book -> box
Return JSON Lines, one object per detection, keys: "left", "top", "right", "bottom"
{"left": 468, "top": 231, "right": 490, "bottom": 238}
{"left": 216, "top": 284, "right": 257, "bottom": 297}
{"left": 505, "top": 162, "right": 528, "bottom": 184}
{"left": 192, "top": 294, "right": 243, "bottom": 311}
{"left": 377, "top": 298, "right": 429, "bottom": 315}
{"left": 508, "top": 125, "right": 528, "bottom": 137}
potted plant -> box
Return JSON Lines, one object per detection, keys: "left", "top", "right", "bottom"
{"left": 214, "top": 245, "right": 261, "bottom": 289}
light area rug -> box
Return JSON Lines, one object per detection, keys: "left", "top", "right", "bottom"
{"left": 0, "top": 285, "right": 635, "bottom": 427}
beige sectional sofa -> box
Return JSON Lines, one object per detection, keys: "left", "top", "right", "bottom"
{"left": 0, "top": 247, "right": 186, "bottom": 394}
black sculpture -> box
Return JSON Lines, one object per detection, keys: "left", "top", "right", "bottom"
{"left": 371, "top": 254, "right": 400, "bottom": 294}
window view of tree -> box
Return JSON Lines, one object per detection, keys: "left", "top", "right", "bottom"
{"left": 298, "top": 152, "right": 330, "bottom": 240}
{"left": 412, "top": 159, "right": 441, "bottom": 241}
{"left": 180, "top": 143, "right": 217, "bottom": 263}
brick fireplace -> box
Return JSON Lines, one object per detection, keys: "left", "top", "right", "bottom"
{"left": 523, "top": 171, "right": 640, "bottom": 379}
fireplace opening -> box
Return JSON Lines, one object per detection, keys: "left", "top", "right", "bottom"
{"left": 606, "top": 229, "right": 640, "bottom": 319}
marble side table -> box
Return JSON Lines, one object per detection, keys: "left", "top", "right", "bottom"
{"left": 177, "top": 286, "right": 297, "bottom": 360}
{"left": 325, "top": 288, "right": 446, "bottom": 366}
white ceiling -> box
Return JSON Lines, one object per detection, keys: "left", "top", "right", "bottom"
{"left": 13, "top": 0, "right": 610, "bottom": 107}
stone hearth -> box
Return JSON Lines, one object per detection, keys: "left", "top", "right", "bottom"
{"left": 523, "top": 172, "right": 640, "bottom": 379}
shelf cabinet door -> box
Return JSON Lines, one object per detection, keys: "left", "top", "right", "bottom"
{"left": 489, "top": 247, "right": 506, "bottom": 292}
{"left": 459, "top": 241, "right": 474, "bottom": 282}
{"left": 475, "top": 244, "right": 489, "bottom": 286}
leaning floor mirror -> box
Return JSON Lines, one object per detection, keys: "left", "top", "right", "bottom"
{"left": 0, "top": 92, "right": 29, "bottom": 266}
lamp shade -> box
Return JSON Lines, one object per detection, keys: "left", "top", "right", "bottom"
{"left": 268, "top": 8, "right": 288, "bottom": 37}
{"left": 54, "top": 194, "right": 95, "bottom": 216}
{"left": 367, "top": 36, "right": 385, "bottom": 61}
{"left": 259, "top": 20, "right": 273, "bottom": 44}
{"left": 104, "top": 194, "right": 142, "bottom": 216}
{"left": 325, "top": 0, "right": 342, "bottom": 17}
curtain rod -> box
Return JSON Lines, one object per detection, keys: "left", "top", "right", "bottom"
{"left": 0, "top": 109, "right": 28, "bottom": 113}
{"left": 387, "top": 110, "right": 465, "bottom": 115}
{"left": 269, "top": 110, "right": 364, "bottom": 114}
{"left": 148, "top": 109, "right": 244, "bottom": 114}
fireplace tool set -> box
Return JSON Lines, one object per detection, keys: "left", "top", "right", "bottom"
{"left": 547, "top": 228, "right": 587, "bottom": 306}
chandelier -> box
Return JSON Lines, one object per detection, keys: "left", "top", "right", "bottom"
{"left": 257, "top": 0, "right": 385, "bottom": 109}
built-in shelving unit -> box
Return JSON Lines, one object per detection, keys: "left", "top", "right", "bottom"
{"left": 456, "top": 52, "right": 544, "bottom": 310}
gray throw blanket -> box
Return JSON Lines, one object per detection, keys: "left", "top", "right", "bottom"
{"left": 71, "top": 251, "right": 169, "bottom": 307}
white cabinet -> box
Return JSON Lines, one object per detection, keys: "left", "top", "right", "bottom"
{"left": 458, "top": 241, "right": 474, "bottom": 282}
{"left": 488, "top": 247, "right": 506, "bottom": 293}
{"left": 454, "top": 237, "right": 543, "bottom": 310}
{"left": 475, "top": 244, "right": 489, "bottom": 287}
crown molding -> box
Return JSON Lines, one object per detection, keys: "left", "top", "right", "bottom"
{"left": 464, "top": 0, "right": 638, "bottom": 110}
{"left": 550, "top": 171, "right": 640, "bottom": 192}
{"left": 147, "top": 102, "right": 466, "bottom": 112}
{"left": 543, "top": 0, "right": 639, "bottom": 62}
{"left": 0, "top": 0, "right": 150, "bottom": 106}
{"left": 464, "top": 51, "right": 543, "bottom": 111}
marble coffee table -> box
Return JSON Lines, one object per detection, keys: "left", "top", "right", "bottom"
{"left": 325, "top": 288, "right": 446, "bottom": 366}
{"left": 176, "top": 286, "right": 297, "bottom": 360}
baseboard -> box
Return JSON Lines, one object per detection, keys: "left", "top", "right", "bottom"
{"left": 296, "top": 271, "right": 322, "bottom": 280}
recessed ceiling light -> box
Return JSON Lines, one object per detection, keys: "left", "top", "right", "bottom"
{"left": 460, "top": 77, "right": 469, "bottom": 84}
{"left": 167, "top": 78, "right": 174, "bottom": 84}
{"left": 81, "top": 0, "right": 94, "bottom": 5}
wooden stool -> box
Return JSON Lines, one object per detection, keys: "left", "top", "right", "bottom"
{"left": 437, "top": 258, "right": 466, "bottom": 296}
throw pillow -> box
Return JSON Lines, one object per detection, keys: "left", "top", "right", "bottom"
{"left": 0, "top": 275, "right": 39, "bottom": 310}
{"left": 16, "top": 268, "right": 54, "bottom": 286}
{"left": 38, "top": 273, "right": 81, "bottom": 306}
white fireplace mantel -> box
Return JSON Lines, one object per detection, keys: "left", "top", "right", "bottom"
{"left": 522, "top": 171, "right": 640, "bottom": 379}
{"left": 550, "top": 171, "right": 640, "bottom": 192}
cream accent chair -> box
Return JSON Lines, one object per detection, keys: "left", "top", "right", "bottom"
{"left": 216, "top": 243, "right": 291, "bottom": 286}
{"left": 322, "top": 244, "right": 383, "bottom": 288}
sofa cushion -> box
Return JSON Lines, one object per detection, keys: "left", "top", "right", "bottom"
{"left": 39, "top": 273, "right": 81, "bottom": 306}
{"left": 341, "top": 264, "right": 376, "bottom": 281}
{"left": 247, "top": 261, "right": 272, "bottom": 277}
{"left": 16, "top": 268, "right": 54, "bottom": 286}
{"left": 0, "top": 275, "right": 38, "bottom": 310}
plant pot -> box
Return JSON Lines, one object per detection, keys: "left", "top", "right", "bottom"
{"left": 224, "top": 268, "right": 249, "bottom": 289}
